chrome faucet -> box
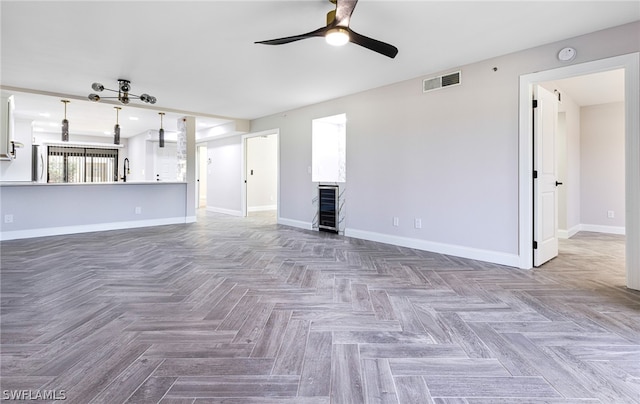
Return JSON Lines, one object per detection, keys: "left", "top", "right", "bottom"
{"left": 122, "top": 158, "right": 130, "bottom": 182}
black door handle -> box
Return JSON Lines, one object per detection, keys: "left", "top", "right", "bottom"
{"left": 556, "top": 181, "right": 563, "bottom": 186}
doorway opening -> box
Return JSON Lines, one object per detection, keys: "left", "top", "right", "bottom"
{"left": 197, "top": 144, "right": 208, "bottom": 209}
{"left": 242, "top": 130, "right": 279, "bottom": 220}
{"left": 534, "top": 70, "right": 625, "bottom": 268}
{"left": 519, "top": 53, "right": 640, "bottom": 291}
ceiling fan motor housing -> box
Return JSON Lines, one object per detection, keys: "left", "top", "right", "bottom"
{"left": 327, "top": 9, "right": 336, "bottom": 25}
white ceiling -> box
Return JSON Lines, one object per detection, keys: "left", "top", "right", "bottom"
{"left": 549, "top": 69, "right": 625, "bottom": 107}
{"left": 1, "top": 1, "right": 638, "bottom": 138}
{"left": 3, "top": 90, "right": 232, "bottom": 138}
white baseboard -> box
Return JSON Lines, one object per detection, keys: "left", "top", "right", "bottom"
{"left": 558, "top": 224, "right": 581, "bottom": 239}
{"left": 579, "top": 224, "right": 625, "bottom": 235}
{"left": 248, "top": 205, "right": 277, "bottom": 212}
{"left": 344, "top": 228, "right": 520, "bottom": 267}
{"left": 559, "top": 224, "right": 626, "bottom": 237}
{"left": 275, "top": 218, "right": 519, "bottom": 267}
{"left": 206, "top": 206, "right": 243, "bottom": 217}
{"left": 278, "top": 217, "right": 313, "bottom": 230}
{"left": 0, "top": 217, "right": 188, "bottom": 241}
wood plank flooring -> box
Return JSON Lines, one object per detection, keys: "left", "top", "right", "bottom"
{"left": 1, "top": 211, "right": 639, "bottom": 403}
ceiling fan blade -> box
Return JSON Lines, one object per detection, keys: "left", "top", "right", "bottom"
{"left": 348, "top": 29, "right": 398, "bottom": 59}
{"left": 255, "top": 1, "right": 399, "bottom": 59}
{"left": 334, "top": 0, "right": 358, "bottom": 27}
{"left": 255, "top": 26, "right": 328, "bottom": 46}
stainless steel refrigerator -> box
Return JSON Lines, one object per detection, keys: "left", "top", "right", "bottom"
{"left": 31, "top": 144, "right": 46, "bottom": 182}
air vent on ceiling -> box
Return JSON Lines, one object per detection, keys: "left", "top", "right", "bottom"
{"left": 423, "top": 71, "right": 461, "bottom": 93}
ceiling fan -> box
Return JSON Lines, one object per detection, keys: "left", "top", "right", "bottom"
{"left": 255, "top": 0, "right": 398, "bottom": 59}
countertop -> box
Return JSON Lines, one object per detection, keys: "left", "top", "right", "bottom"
{"left": 0, "top": 181, "right": 187, "bottom": 187}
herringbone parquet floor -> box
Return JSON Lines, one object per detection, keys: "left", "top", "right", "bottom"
{"left": 1, "top": 211, "right": 639, "bottom": 403}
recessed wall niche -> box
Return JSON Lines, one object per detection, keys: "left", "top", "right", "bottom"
{"left": 312, "top": 113, "right": 346, "bottom": 183}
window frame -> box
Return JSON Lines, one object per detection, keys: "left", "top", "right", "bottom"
{"left": 47, "top": 146, "right": 119, "bottom": 183}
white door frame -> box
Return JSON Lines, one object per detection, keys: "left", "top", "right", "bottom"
{"left": 518, "top": 53, "right": 640, "bottom": 291}
{"left": 241, "top": 129, "right": 280, "bottom": 218}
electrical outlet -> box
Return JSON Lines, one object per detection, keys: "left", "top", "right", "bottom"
{"left": 393, "top": 217, "right": 399, "bottom": 227}
{"left": 4, "top": 214, "right": 14, "bottom": 223}
{"left": 414, "top": 218, "right": 422, "bottom": 229}
{"left": 607, "top": 210, "right": 615, "bottom": 219}
{"left": 135, "top": 207, "right": 142, "bottom": 214}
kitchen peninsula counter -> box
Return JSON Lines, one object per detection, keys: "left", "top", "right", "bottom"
{"left": 0, "top": 181, "right": 190, "bottom": 241}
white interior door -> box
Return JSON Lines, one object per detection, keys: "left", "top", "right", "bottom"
{"left": 533, "top": 85, "right": 560, "bottom": 266}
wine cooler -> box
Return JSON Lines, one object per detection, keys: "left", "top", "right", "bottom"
{"left": 318, "top": 185, "right": 339, "bottom": 233}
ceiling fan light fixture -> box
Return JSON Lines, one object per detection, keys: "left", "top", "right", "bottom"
{"left": 255, "top": 0, "right": 398, "bottom": 58}
{"left": 325, "top": 27, "right": 350, "bottom": 46}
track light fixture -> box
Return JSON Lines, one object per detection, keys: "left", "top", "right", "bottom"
{"left": 88, "top": 79, "right": 156, "bottom": 105}
{"left": 113, "top": 107, "right": 121, "bottom": 145}
{"left": 61, "top": 100, "right": 70, "bottom": 141}
{"left": 158, "top": 112, "right": 165, "bottom": 148}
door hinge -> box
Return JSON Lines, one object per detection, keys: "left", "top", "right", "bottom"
{"left": 532, "top": 99, "right": 538, "bottom": 108}
{"left": 533, "top": 170, "right": 538, "bottom": 179}
{"left": 533, "top": 241, "right": 538, "bottom": 249}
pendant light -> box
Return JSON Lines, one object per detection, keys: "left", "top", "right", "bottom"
{"left": 61, "top": 100, "right": 70, "bottom": 141}
{"left": 113, "top": 107, "right": 121, "bottom": 145}
{"left": 158, "top": 112, "right": 165, "bottom": 148}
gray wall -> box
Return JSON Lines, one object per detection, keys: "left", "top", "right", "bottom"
{"left": 564, "top": 95, "right": 583, "bottom": 234}
{"left": 252, "top": 60, "right": 521, "bottom": 257}
{"left": 555, "top": 91, "right": 582, "bottom": 237}
{"left": 247, "top": 22, "right": 638, "bottom": 263}
{"left": 555, "top": 95, "right": 623, "bottom": 236}
{"left": 557, "top": 112, "right": 568, "bottom": 232}
{"left": 581, "top": 102, "right": 626, "bottom": 229}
